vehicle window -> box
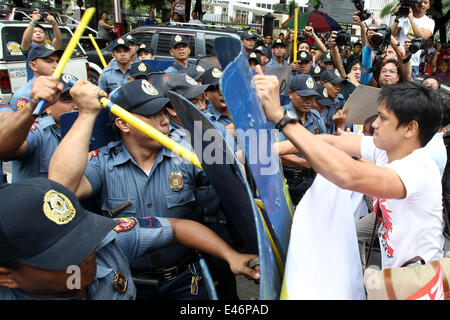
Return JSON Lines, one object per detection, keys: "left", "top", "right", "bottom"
{"left": 205, "top": 34, "right": 216, "bottom": 56}
{"left": 52, "top": 28, "right": 83, "bottom": 57}
{"left": 132, "top": 32, "right": 154, "bottom": 46}
{"left": 156, "top": 33, "right": 195, "bottom": 57}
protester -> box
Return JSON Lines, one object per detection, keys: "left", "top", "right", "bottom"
{"left": 143, "top": 10, "right": 158, "bottom": 25}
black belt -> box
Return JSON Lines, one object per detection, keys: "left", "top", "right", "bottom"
{"left": 283, "top": 167, "right": 315, "bottom": 184}
{"left": 131, "top": 253, "right": 198, "bottom": 283}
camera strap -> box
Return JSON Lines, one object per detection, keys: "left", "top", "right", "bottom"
{"left": 402, "top": 54, "right": 412, "bottom": 64}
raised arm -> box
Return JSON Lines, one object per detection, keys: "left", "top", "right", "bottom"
{"left": 46, "top": 13, "right": 62, "bottom": 49}
{"left": 48, "top": 80, "right": 105, "bottom": 199}
{"left": 0, "top": 76, "right": 62, "bottom": 159}
{"left": 21, "top": 11, "right": 41, "bottom": 52}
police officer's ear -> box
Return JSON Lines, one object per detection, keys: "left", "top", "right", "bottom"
{"left": 29, "top": 60, "right": 38, "bottom": 73}
{"left": 166, "top": 106, "right": 177, "bottom": 117}
{"left": 114, "top": 117, "right": 131, "bottom": 134}
{"left": 0, "top": 266, "right": 20, "bottom": 289}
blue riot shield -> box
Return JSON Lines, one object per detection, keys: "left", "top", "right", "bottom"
{"left": 168, "top": 91, "right": 282, "bottom": 300}
{"left": 141, "top": 60, "right": 173, "bottom": 72}
{"left": 214, "top": 37, "right": 295, "bottom": 291}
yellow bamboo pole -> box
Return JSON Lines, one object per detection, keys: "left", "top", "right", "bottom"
{"left": 33, "top": 8, "right": 96, "bottom": 115}
{"left": 293, "top": 7, "right": 299, "bottom": 62}
{"left": 99, "top": 97, "right": 203, "bottom": 170}
{"left": 89, "top": 33, "right": 108, "bottom": 68}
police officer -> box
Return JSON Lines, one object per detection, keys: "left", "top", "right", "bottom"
{"left": 249, "top": 52, "right": 262, "bottom": 70}
{"left": 186, "top": 65, "right": 206, "bottom": 84}
{"left": 266, "top": 39, "right": 289, "bottom": 68}
{"left": 0, "top": 74, "right": 78, "bottom": 183}
{"left": 240, "top": 30, "right": 257, "bottom": 58}
{"left": 137, "top": 43, "right": 154, "bottom": 61}
{"left": 0, "top": 98, "right": 9, "bottom": 184}
{"left": 8, "top": 43, "right": 63, "bottom": 112}
{"left": 164, "top": 35, "right": 193, "bottom": 73}
{"left": 127, "top": 61, "right": 152, "bottom": 81}
{"left": 48, "top": 79, "right": 226, "bottom": 300}
{"left": 279, "top": 74, "right": 326, "bottom": 205}
{"left": 0, "top": 177, "right": 259, "bottom": 300}
{"left": 125, "top": 34, "right": 140, "bottom": 63}
{"left": 317, "top": 68, "right": 347, "bottom": 134}
{"left": 98, "top": 38, "right": 133, "bottom": 95}
{"left": 312, "top": 83, "right": 332, "bottom": 115}
{"left": 253, "top": 45, "right": 270, "bottom": 66}
{"left": 319, "top": 51, "right": 335, "bottom": 69}
{"left": 292, "top": 50, "right": 313, "bottom": 76}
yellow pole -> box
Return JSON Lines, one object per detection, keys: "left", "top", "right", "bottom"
{"left": 89, "top": 33, "right": 108, "bottom": 68}
{"left": 99, "top": 97, "right": 203, "bottom": 170}
{"left": 33, "top": 8, "right": 96, "bottom": 115}
{"left": 293, "top": 8, "right": 299, "bottom": 62}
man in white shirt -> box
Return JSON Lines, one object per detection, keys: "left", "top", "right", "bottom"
{"left": 391, "top": 0, "right": 435, "bottom": 79}
{"left": 254, "top": 67, "right": 444, "bottom": 270}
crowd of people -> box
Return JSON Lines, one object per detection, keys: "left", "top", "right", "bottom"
{"left": 0, "top": 0, "right": 449, "bottom": 300}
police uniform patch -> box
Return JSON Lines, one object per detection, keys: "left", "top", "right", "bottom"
{"left": 88, "top": 149, "right": 99, "bottom": 160}
{"left": 175, "top": 35, "right": 182, "bottom": 42}
{"left": 113, "top": 271, "right": 128, "bottom": 294}
{"left": 141, "top": 80, "right": 159, "bottom": 95}
{"left": 126, "top": 35, "right": 133, "bottom": 40}
{"left": 43, "top": 190, "right": 76, "bottom": 225}
{"left": 326, "top": 52, "right": 331, "bottom": 59}
{"left": 139, "top": 44, "right": 146, "bottom": 49}
{"left": 16, "top": 98, "right": 28, "bottom": 110}
{"left": 212, "top": 68, "right": 222, "bottom": 79}
{"left": 196, "top": 65, "right": 205, "bottom": 72}
{"left": 323, "top": 88, "right": 328, "bottom": 98}
{"left": 137, "top": 217, "right": 162, "bottom": 228}
{"left": 45, "top": 43, "right": 55, "bottom": 50}
{"left": 117, "top": 38, "right": 125, "bottom": 45}
{"left": 138, "top": 63, "right": 147, "bottom": 72}
{"left": 301, "top": 52, "right": 307, "bottom": 59}
{"left": 169, "top": 171, "right": 183, "bottom": 192}
{"left": 185, "top": 74, "right": 198, "bottom": 85}
{"left": 113, "top": 217, "right": 136, "bottom": 233}
{"left": 306, "top": 77, "right": 315, "bottom": 89}
{"left": 250, "top": 52, "right": 257, "bottom": 58}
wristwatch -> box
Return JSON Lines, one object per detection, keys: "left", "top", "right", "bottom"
{"left": 275, "top": 109, "right": 298, "bottom": 130}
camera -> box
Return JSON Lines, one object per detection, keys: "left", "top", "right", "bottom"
{"left": 397, "top": 0, "right": 423, "bottom": 18}
{"left": 352, "top": 0, "right": 372, "bottom": 21}
{"left": 335, "top": 29, "right": 351, "bottom": 46}
{"left": 297, "top": 30, "right": 306, "bottom": 42}
{"left": 408, "top": 36, "right": 426, "bottom": 54}
{"left": 38, "top": 12, "right": 48, "bottom": 21}
{"left": 368, "top": 24, "right": 391, "bottom": 50}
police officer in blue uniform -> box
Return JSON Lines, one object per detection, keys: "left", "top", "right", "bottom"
{"left": 124, "top": 34, "right": 140, "bottom": 63}
{"left": 291, "top": 50, "right": 313, "bottom": 76}
{"left": 265, "top": 39, "right": 289, "bottom": 68}
{"left": 164, "top": 35, "right": 194, "bottom": 73}
{"left": 0, "top": 177, "right": 259, "bottom": 300}
{"left": 279, "top": 74, "right": 326, "bottom": 205}
{"left": 0, "top": 98, "right": 9, "bottom": 184}
{"left": 240, "top": 30, "right": 257, "bottom": 59}
{"left": 9, "top": 44, "right": 63, "bottom": 112}
{"left": 98, "top": 38, "right": 133, "bottom": 95}
{"left": 317, "top": 68, "right": 347, "bottom": 134}
{"left": 0, "top": 74, "right": 78, "bottom": 182}
{"left": 48, "top": 79, "right": 230, "bottom": 300}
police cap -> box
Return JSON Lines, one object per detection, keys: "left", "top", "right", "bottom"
{"left": 319, "top": 68, "right": 348, "bottom": 85}
{"left": 297, "top": 50, "right": 311, "bottom": 62}
{"left": 289, "top": 74, "right": 320, "bottom": 97}
{"left": 161, "top": 73, "right": 213, "bottom": 99}
{"left": 128, "top": 62, "right": 152, "bottom": 79}
{"left": 201, "top": 67, "right": 223, "bottom": 86}
{"left": 28, "top": 43, "right": 64, "bottom": 61}
{"left": 110, "top": 80, "right": 170, "bottom": 116}
{"left": 111, "top": 38, "right": 130, "bottom": 51}
{"left": 0, "top": 177, "right": 118, "bottom": 270}
{"left": 137, "top": 43, "right": 153, "bottom": 55}
{"left": 315, "top": 83, "right": 332, "bottom": 107}
{"left": 170, "top": 35, "right": 189, "bottom": 49}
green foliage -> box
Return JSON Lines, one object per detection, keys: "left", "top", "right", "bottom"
{"left": 306, "top": 0, "right": 323, "bottom": 10}
{"left": 380, "top": 0, "right": 399, "bottom": 18}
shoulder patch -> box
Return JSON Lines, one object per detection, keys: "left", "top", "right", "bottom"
{"left": 137, "top": 217, "right": 162, "bottom": 229}
{"left": 16, "top": 98, "right": 28, "bottom": 110}
{"left": 88, "top": 149, "right": 99, "bottom": 160}
{"left": 30, "top": 123, "right": 38, "bottom": 130}
{"left": 113, "top": 217, "right": 136, "bottom": 233}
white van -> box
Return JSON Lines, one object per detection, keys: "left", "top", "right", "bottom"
{"left": 0, "top": 20, "right": 90, "bottom": 103}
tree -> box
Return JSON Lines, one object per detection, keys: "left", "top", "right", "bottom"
{"left": 288, "top": 0, "right": 299, "bottom": 15}
{"left": 306, "top": 0, "right": 323, "bottom": 10}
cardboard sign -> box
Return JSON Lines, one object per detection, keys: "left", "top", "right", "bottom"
{"left": 342, "top": 85, "right": 381, "bottom": 125}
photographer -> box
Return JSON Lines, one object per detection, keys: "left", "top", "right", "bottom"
{"left": 391, "top": 0, "right": 434, "bottom": 79}
{"left": 21, "top": 10, "right": 62, "bottom": 82}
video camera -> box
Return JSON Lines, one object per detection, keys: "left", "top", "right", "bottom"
{"left": 368, "top": 24, "right": 391, "bottom": 50}
{"left": 352, "top": 0, "right": 372, "bottom": 21}
{"left": 397, "top": 0, "right": 423, "bottom": 18}
{"left": 297, "top": 30, "right": 306, "bottom": 42}
{"left": 408, "top": 36, "right": 426, "bottom": 54}
{"left": 335, "top": 29, "right": 351, "bottom": 46}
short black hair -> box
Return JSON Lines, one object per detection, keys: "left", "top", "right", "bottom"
{"left": 422, "top": 75, "right": 441, "bottom": 89}
{"left": 364, "top": 114, "right": 378, "bottom": 135}
{"left": 298, "top": 40, "right": 311, "bottom": 51}
{"left": 439, "top": 93, "right": 450, "bottom": 128}
{"left": 377, "top": 82, "right": 442, "bottom": 147}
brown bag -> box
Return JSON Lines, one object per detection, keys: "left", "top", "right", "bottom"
{"left": 363, "top": 252, "right": 450, "bottom": 300}
{"left": 363, "top": 198, "right": 450, "bottom": 300}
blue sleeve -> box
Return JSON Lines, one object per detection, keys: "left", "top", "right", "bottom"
{"left": 84, "top": 153, "right": 104, "bottom": 196}
{"left": 360, "top": 45, "right": 373, "bottom": 85}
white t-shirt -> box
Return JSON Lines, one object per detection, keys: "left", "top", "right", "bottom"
{"left": 397, "top": 15, "right": 435, "bottom": 67}
{"left": 360, "top": 136, "right": 444, "bottom": 269}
